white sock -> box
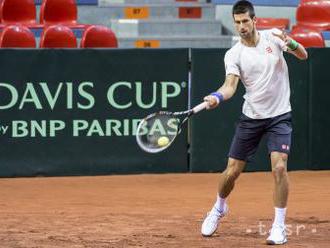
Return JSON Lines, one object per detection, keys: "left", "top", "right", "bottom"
{"left": 214, "top": 195, "right": 226, "bottom": 212}
{"left": 273, "top": 207, "right": 287, "bottom": 227}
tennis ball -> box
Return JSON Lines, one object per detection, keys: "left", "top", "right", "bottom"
{"left": 157, "top": 136, "right": 169, "bottom": 147}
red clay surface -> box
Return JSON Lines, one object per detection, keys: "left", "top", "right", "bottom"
{"left": 0, "top": 171, "right": 329, "bottom": 247}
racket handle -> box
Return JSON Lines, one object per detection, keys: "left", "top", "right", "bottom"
{"left": 192, "top": 101, "right": 208, "bottom": 114}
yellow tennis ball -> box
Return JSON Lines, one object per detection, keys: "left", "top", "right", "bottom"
{"left": 157, "top": 136, "right": 169, "bottom": 147}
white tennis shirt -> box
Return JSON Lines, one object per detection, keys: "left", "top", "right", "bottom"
{"left": 225, "top": 28, "right": 291, "bottom": 119}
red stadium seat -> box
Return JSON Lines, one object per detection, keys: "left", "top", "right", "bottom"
{"left": 0, "top": 24, "right": 36, "bottom": 48}
{"left": 80, "top": 25, "right": 118, "bottom": 48}
{"left": 296, "top": 1, "right": 330, "bottom": 31}
{"left": 40, "top": 24, "right": 77, "bottom": 48}
{"left": 0, "top": 1, "right": 2, "bottom": 21}
{"left": 300, "top": 0, "right": 321, "bottom": 3}
{"left": 40, "top": 0, "right": 85, "bottom": 29}
{"left": 0, "top": 0, "right": 39, "bottom": 27}
{"left": 290, "top": 27, "right": 325, "bottom": 48}
{"left": 256, "top": 18, "right": 290, "bottom": 30}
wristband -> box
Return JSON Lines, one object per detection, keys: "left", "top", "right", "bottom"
{"left": 211, "top": 92, "right": 224, "bottom": 103}
{"left": 287, "top": 39, "right": 299, "bottom": 51}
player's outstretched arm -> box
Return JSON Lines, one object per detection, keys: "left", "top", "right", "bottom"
{"left": 272, "top": 30, "right": 308, "bottom": 60}
{"left": 288, "top": 40, "right": 308, "bottom": 60}
{"left": 204, "top": 74, "right": 240, "bottom": 109}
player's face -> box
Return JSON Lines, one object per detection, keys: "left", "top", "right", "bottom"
{"left": 233, "top": 12, "right": 256, "bottom": 40}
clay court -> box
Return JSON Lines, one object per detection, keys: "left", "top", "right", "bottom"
{"left": 0, "top": 171, "right": 329, "bottom": 248}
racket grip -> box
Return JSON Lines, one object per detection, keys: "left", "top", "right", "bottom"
{"left": 192, "top": 102, "right": 208, "bottom": 114}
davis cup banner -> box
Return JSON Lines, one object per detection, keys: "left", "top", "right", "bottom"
{"left": 0, "top": 49, "right": 189, "bottom": 177}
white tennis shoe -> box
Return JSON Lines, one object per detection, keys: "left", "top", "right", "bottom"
{"left": 266, "top": 224, "right": 287, "bottom": 245}
{"left": 201, "top": 203, "right": 228, "bottom": 237}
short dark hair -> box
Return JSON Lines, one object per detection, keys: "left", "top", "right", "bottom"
{"left": 232, "top": 0, "right": 255, "bottom": 19}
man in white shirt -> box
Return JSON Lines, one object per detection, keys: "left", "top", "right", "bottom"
{"left": 201, "top": 0, "right": 308, "bottom": 245}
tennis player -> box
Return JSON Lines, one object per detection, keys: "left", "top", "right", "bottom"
{"left": 201, "top": 0, "right": 308, "bottom": 245}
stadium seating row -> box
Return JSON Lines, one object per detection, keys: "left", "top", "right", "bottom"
{"left": 212, "top": 0, "right": 300, "bottom": 7}
{"left": 0, "top": 0, "right": 328, "bottom": 48}
{"left": 237, "top": 0, "right": 328, "bottom": 48}
{"left": 34, "top": 0, "right": 97, "bottom": 4}
{"left": 0, "top": 0, "right": 84, "bottom": 28}
{"left": 213, "top": 0, "right": 328, "bottom": 48}
{"left": 0, "top": 24, "right": 118, "bottom": 48}
{"left": 289, "top": 0, "right": 330, "bottom": 48}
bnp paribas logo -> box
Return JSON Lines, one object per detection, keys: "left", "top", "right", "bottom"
{"left": 0, "top": 81, "right": 187, "bottom": 110}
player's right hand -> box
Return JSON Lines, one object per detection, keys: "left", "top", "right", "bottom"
{"left": 204, "top": 95, "right": 219, "bottom": 109}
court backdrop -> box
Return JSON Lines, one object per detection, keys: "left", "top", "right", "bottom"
{"left": 0, "top": 49, "right": 189, "bottom": 177}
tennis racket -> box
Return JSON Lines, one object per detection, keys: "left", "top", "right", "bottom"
{"left": 136, "top": 101, "right": 208, "bottom": 153}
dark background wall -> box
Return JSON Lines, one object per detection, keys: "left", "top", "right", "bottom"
{"left": 0, "top": 48, "right": 328, "bottom": 177}
{"left": 0, "top": 49, "right": 189, "bottom": 177}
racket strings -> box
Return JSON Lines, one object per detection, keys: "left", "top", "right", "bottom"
{"left": 136, "top": 114, "right": 180, "bottom": 153}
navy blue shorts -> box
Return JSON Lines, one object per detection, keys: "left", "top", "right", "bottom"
{"left": 228, "top": 112, "right": 292, "bottom": 162}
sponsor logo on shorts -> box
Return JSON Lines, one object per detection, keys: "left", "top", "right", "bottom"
{"left": 282, "top": 144, "right": 290, "bottom": 150}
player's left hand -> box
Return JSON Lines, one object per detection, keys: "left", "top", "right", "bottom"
{"left": 272, "top": 29, "right": 293, "bottom": 47}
